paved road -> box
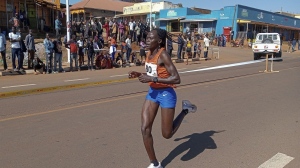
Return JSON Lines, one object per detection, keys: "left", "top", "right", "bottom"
{"left": 0, "top": 48, "right": 299, "bottom": 167}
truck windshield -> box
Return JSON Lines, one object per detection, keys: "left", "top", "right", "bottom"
{"left": 258, "top": 34, "right": 278, "bottom": 40}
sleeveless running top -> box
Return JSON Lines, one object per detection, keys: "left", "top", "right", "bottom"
{"left": 145, "top": 48, "right": 175, "bottom": 88}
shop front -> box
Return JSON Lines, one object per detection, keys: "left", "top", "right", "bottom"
{"left": 235, "top": 5, "right": 300, "bottom": 40}
{"left": 0, "top": 0, "right": 60, "bottom": 32}
{"left": 116, "top": 1, "right": 180, "bottom": 27}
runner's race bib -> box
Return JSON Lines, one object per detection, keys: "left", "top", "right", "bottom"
{"left": 145, "top": 62, "right": 158, "bottom": 77}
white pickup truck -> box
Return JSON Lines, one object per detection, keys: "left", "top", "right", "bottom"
{"left": 252, "top": 33, "right": 282, "bottom": 60}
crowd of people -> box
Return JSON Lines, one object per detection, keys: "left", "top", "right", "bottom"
{"left": 2, "top": 14, "right": 299, "bottom": 74}
{"left": 0, "top": 15, "right": 154, "bottom": 74}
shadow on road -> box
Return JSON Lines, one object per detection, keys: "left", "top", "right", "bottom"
{"left": 161, "top": 130, "right": 225, "bottom": 167}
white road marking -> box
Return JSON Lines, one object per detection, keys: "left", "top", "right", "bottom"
{"left": 180, "top": 60, "right": 265, "bottom": 74}
{"left": 110, "top": 74, "right": 128, "bottom": 77}
{"left": 64, "top": 78, "right": 90, "bottom": 82}
{"left": 2, "top": 84, "right": 36, "bottom": 89}
{"left": 258, "top": 153, "right": 294, "bottom": 168}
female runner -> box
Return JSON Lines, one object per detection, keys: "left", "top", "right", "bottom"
{"left": 129, "top": 28, "right": 197, "bottom": 168}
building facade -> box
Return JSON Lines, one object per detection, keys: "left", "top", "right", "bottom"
{"left": 116, "top": 1, "right": 180, "bottom": 26}
{"left": 157, "top": 4, "right": 300, "bottom": 41}
{"left": 0, "top": 0, "right": 60, "bottom": 33}
{"left": 70, "top": 0, "right": 132, "bottom": 22}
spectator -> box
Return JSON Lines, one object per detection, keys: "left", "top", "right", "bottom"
{"left": 203, "top": 35, "right": 210, "bottom": 60}
{"left": 125, "top": 35, "right": 132, "bottom": 63}
{"left": 287, "top": 39, "right": 292, "bottom": 53}
{"left": 135, "top": 23, "right": 141, "bottom": 45}
{"left": 182, "top": 35, "right": 187, "bottom": 60}
{"left": 112, "top": 21, "right": 117, "bottom": 38}
{"left": 55, "top": 16, "right": 62, "bottom": 37}
{"left": 109, "top": 34, "right": 117, "bottom": 63}
{"left": 9, "top": 13, "right": 20, "bottom": 29}
{"left": 43, "top": 33, "right": 54, "bottom": 73}
{"left": 167, "top": 37, "right": 173, "bottom": 56}
{"left": 19, "top": 10, "right": 25, "bottom": 29}
{"left": 86, "top": 37, "right": 95, "bottom": 70}
{"left": 186, "top": 25, "right": 190, "bottom": 39}
{"left": 109, "top": 19, "right": 114, "bottom": 35}
{"left": 33, "top": 55, "right": 46, "bottom": 75}
{"left": 186, "top": 41, "right": 192, "bottom": 65}
{"left": 25, "top": 29, "right": 35, "bottom": 69}
{"left": 292, "top": 38, "right": 296, "bottom": 52}
{"left": 67, "top": 35, "right": 79, "bottom": 72}
{"left": 93, "top": 38, "right": 100, "bottom": 50}
{"left": 9, "top": 26, "right": 21, "bottom": 71}
{"left": 77, "top": 36, "right": 85, "bottom": 67}
{"left": 96, "top": 19, "right": 103, "bottom": 37}
{"left": 197, "top": 41, "right": 202, "bottom": 58}
{"left": 140, "top": 38, "right": 146, "bottom": 64}
{"left": 133, "top": 20, "right": 137, "bottom": 42}
{"left": 131, "top": 51, "right": 137, "bottom": 63}
{"left": 0, "top": 28, "right": 7, "bottom": 71}
{"left": 18, "top": 28, "right": 26, "bottom": 71}
{"left": 103, "top": 21, "right": 110, "bottom": 40}
{"left": 193, "top": 39, "right": 198, "bottom": 58}
{"left": 298, "top": 39, "right": 300, "bottom": 50}
{"left": 119, "top": 21, "right": 125, "bottom": 40}
{"left": 53, "top": 36, "right": 64, "bottom": 73}
{"left": 116, "top": 53, "right": 123, "bottom": 67}
{"left": 129, "top": 19, "right": 134, "bottom": 42}
{"left": 177, "top": 33, "right": 184, "bottom": 60}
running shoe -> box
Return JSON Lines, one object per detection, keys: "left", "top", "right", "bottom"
{"left": 147, "top": 162, "right": 163, "bottom": 168}
{"left": 182, "top": 100, "right": 197, "bottom": 113}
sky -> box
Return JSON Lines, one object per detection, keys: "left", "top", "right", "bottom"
{"left": 68, "top": 0, "right": 300, "bottom": 14}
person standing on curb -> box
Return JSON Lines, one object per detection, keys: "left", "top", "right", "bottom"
{"left": 9, "top": 26, "right": 21, "bottom": 71}
{"left": 25, "top": 29, "right": 35, "bottom": 69}
{"left": 86, "top": 37, "right": 95, "bottom": 71}
{"left": 203, "top": 35, "right": 210, "bottom": 60}
{"left": 125, "top": 35, "right": 132, "bottom": 63}
{"left": 53, "top": 36, "right": 64, "bottom": 73}
{"left": 67, "top": 35, "right": 79, "bottom": 72}
{"left": 43, "top": 33, "right": 54, "bottom": 73}
{"left": 177, "top": 33, "right": 184, "bottom": 60}
{"left": 0, "top": 28, "right": 8, "bottom": 71}
{"left": 18, "top": 28, "right": 26, "bottom": 71}
{"left": 77, "top": 36, "right": 85, "bottom": 67}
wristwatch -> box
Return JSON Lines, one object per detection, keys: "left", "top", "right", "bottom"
{"left": 152, "top": 77, "right": 158, "bottom": 83}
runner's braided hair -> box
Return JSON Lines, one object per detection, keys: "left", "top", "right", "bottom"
{"left": 152, "top": 28, "right": 180, "bottom": 48}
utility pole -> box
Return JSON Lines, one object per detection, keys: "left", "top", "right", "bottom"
{"left": 66, "top": 0, "right": 70, "bottom": 63}
{"left": 150, "top": 0, "right": 152, "bottom": 31}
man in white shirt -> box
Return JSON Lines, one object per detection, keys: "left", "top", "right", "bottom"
{"left": 125, "top": 35, "right": 132, "bottom": 63}
{"left": 9, "top": 26, "right": 21, "bottom": 71}
{"left": 0, "top": 28, "right": 7, "bottom": 71}
{"left": 203, "top": 35, "right": 210, "bottom": 60}
{"left": 128, "top": 20, "right": 134, "bottom": 42}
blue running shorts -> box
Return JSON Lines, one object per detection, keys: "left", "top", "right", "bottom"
{"left": 146, "top": 87, "right": 177, "bottom": 108}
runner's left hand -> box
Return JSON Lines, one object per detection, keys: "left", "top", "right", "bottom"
{"left": 138, "top": 74, "right": 152, "bottom": 83}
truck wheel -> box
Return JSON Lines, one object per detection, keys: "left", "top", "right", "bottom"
{"left": 254, "top": 53, "right": 260, "bottom": 60}
{"left": 276, "top": 50, "right": 282, "bottom": 58}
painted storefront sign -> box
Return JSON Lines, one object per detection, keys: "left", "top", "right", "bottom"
{"left": 167, "top": 10, "right": 177, "bottom": 17}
